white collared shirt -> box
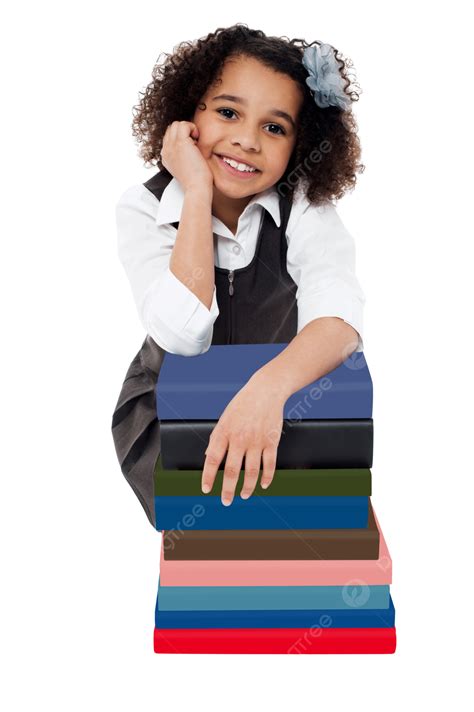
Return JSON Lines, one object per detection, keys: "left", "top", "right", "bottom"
{"left": 115, "top": 175, "right": 366, "bottom": 356}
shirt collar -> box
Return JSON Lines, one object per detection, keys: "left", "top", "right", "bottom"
{"left": 155, "top": 175, "right": 282, "bottom": 230}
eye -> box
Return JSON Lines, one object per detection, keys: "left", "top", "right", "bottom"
{"left": 216, "top": 108, "right": 286, "bottom": 135}
{"left": 217, "top": 108, "right": 237, "bottom": 119}
{"left": 265, "top": 124, "right": 286, "bottom": 135}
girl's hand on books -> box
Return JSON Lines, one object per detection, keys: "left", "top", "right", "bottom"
{"left": 200, "top": 373, "right": 287, "bottom": 506}
{"left": 161, "top": 121, "right": 214, "bottom": 193}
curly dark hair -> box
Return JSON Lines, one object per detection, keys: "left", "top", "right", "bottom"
{"left": 131, "top": 23, "right": 365, "bottom": 205}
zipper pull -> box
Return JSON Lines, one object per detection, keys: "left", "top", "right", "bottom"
{"left": 228, "top": 269, "right": 234, "bottom": 296}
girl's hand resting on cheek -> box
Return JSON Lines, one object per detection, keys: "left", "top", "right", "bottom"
{"left": 201, "top": 372, "right": 288, "bottom": 506}
{"left": 160, "top": 121, "right": 214, "bottom": 193}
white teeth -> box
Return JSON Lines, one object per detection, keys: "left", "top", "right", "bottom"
{"left": 221, "top": 156, "right": 256, "bottom": 172}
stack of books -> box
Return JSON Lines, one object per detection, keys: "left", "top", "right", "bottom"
{"left": 152, "top": 343, "right": 396, "bottom": 654}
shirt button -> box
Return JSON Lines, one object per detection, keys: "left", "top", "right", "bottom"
{"left": 232, "top": 244, "right": 241, "bottom": 254}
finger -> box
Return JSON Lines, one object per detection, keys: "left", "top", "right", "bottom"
{"left": 161, "top": 122, "right": 178, "bottom": 158}
{"left": 164, "top": 121, "right": 177, "bottom": 140}
{"left": 240, "top": 448, "right": 262, "bottom": 499}
{"left": 221, "top": 445, "right": 245, "bottom": 507}
{"left": 171, "top": 121, "right": 181, "bottom": 145}
{"left": 201, "top": 432, "right": 228, "bottom": 494}
{"left": 260, "top": 447, "right": 278, "bottom": 490}
{"left": 177, "top": 120, "right": 197, "bottom": 138}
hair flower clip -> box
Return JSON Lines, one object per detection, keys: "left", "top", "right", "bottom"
{"left": 302, "top": 43, "right": 351, "bottom": 111}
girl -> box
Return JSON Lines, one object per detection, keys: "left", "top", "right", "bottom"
{"left": 112, "top": 24, "right": 366, "bottom": 529}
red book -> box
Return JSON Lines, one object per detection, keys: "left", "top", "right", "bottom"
{"left": 154, "top": 626, "right": 396, "bottom": 654}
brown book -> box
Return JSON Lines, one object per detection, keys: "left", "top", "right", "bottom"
{"left": 163, "top": 500, "right": 379, "bottom": 561}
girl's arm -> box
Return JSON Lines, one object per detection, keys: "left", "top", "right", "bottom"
{"left": 168, "top": 185, "right": 215, "bottom": 310}
{"left": 251, "top": 315, "right": 359, "bottom": 405}
{"left": 115, "top": 183, "right": 218, "bottom": 356}
{"left": 116, "top": 121, "right": 218, "bottom": 356}
{"left": 161, "top": 120, "right": 216, "bottom": 311}
{"left": 286, "top": 197, "right": 366, "bottom": 352}
{"left": 201, "top": 316, "right": 359, "bottom": 504}
{"left": 201, "top": 196, "right": 365, "bottom": 504}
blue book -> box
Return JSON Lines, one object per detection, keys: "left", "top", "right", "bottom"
{"left": 155, "top": 596, "right": 395, "bottom": 629}
{"left": 156, "top": 581, "right": 391, "bottom": 611}
{"left": 156, "top": 343, "right": 372, "bottom": 420}
{"left": 154, "top": 495, "right": 369, "bottom": 530}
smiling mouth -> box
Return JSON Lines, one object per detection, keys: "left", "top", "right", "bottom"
{"left": 215, "top": 154, "right": 261, "bottom": 177}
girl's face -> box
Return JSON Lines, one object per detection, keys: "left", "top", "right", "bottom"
{"left": 192, "top": 55, "right": 303, "bottom": 206}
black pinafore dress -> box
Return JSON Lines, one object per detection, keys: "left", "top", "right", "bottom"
{"left": 111, "top": 170, "right": 298, "bottom": 528}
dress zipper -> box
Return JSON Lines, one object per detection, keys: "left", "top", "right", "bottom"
{"left": 227, "top": 269, "right": 234, "bottom": 343}
{"left": 226, "top": 209, "right": 263, "bottom": 342}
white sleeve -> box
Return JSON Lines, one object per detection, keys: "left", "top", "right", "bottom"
{"left": 285, "top": 195, "right": 366, "bottom": 352}
{"left": 115, "top": 184, "right": 219, "bottom": 356}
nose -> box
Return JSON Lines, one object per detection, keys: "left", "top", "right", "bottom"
{"left": 230, "top": 122, "right": 261, "bottom": 152}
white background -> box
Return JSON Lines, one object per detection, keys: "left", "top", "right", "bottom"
{"left": 2, "top": 1, "right": 472, "bottom": 709}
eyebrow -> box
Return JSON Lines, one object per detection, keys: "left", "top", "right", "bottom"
{"left": 211, "top": 93, "right": 296, "bottom": 130}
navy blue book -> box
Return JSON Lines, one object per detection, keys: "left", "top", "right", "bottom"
{"left": 155, "top": 596, "right": 395, "bottom": 629}
{"left": 154, "top": 494, "right": 369, "bottom": 530}
{"left": 156, "top": 343, "right": 372, "bottom": 420}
